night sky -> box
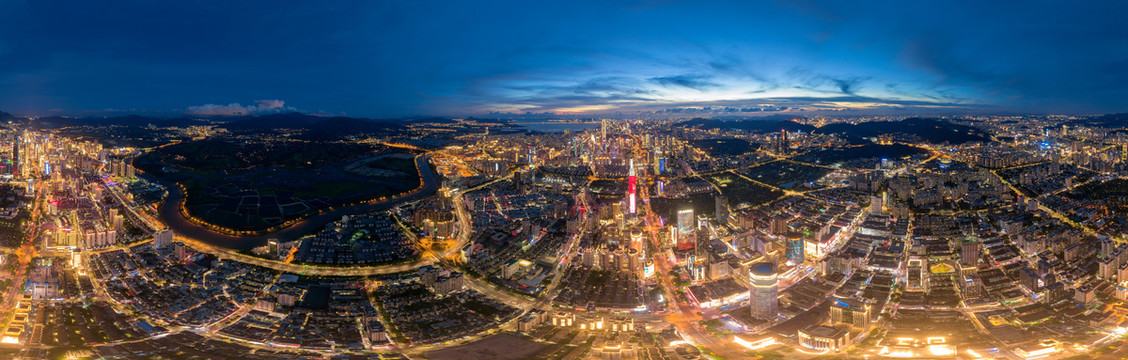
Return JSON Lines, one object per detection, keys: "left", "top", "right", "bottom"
{"left": 1, "top": 1, "right": 1125, "bottom": 117}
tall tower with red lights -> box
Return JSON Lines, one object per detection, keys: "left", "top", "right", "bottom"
{"left": 627, "top": 158, "right": 636, "bottom": 215}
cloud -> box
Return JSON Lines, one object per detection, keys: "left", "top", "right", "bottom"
{"left": 186, "top": 99, "right": 296, "bottom": 115}
{"left": 704, "top": 53, "right": 777, "bottom": 87}
{"left": 254, "top": 99, "right": 287, "bottom": 109}
{"left": 650, "top": 74, "right": 719, "bottom": 90}
{"left": 786, "top": 68, "right": 873, "bottom": 96}
{"left": 831, "top": 77, "right": 866, "bottom": 95}
{"left": 574, "top": 77, "right": 650, "bottom": 95}
{"left": 483, "top": 91, "right": 657, "bottom": 114}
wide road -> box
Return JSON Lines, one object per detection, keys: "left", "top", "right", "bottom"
{"left": 175, "top": 235, "right": 436, "bottom": 276}
{"left": 150, "top": 154, "right": 440, "bottom": 249}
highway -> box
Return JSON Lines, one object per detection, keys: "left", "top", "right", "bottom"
{"left": 175, "top": 234, "right": 437, "bottom": 276}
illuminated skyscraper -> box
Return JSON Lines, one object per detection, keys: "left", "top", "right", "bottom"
{"left": 677, "top": 209, "right": 694, "bottom": 232}
{"left": 12, "top": 135, "right": 19, "bottom": 178}
{"left": 601, "top": 118, "right": 607, "bottom": 140}
{"left": 786, "top": 233, "right": 804, "bottom": 264}
{"left": 829, "top": 298, "right": 871, "bottom": 329}
{"left": 677, "top": 209, "right": 695, "bottom": 250}
{"left": 961, "top": 238, "right": 981, "bottom": 267}
{"left": 749, "top": 262, "right": 779, "bottom": 323}
{"left": 628, "top": 159, "right": 636, "bottom": 214}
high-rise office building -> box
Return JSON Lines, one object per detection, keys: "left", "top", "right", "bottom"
{"left": 749, "top": 262, "right": 779, "bottom": 323}
{"left": 786, "top": 233, "right": 804, "bottom": 264}
{"left": 961, "top": 239, "right": 981, "bottom": 267}
{"left": 677, "top": 209, "right": 694, "bottom": 232}
{"left": 677, "top": 209, "right": 695, "bottom": 250}
{"left": 829, "top": 298, "right": 871, "bottom": 329}
{"left": 12, "top": 135, "right": 19, "bottom": 178}
{"left": 601, "top": 119, "right": 608, "bottom": 140}
{"left": 268, "top": 239, "right": 281, "bottom": 259}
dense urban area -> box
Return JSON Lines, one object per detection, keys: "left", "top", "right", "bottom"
{"left": 1, "top": 111, "right": 1128, "bottom": 360}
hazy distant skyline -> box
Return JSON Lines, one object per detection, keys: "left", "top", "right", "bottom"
{"left": 1, "top": 1, "right": 1126, "bottom": 117}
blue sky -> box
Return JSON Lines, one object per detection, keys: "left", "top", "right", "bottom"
{"left": 0, "top": 1, "right": 1125, "bottom": 117}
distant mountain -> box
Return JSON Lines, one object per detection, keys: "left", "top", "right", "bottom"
{"left": 1070, "top": 113, "right": 1128, "bottom": 128}
{"left": 0, "top": 111, "right": 415, "bottom": 142}
{"left": 681, "top": 116, "right": 815, "bottom": 134}
{"left": 219, "top": 112, "right": 406, "bottom": 140}
{"left": 464, "top": 116, "right": 510, "bottom": 125}
{"left": 24, "top": 116, "right": 79, "bottom": 128}
{"left": 102, "top": 115, "right": 208, "bottom": 127}
{"left": 221, "top": 112, "right": 327, "bottom": 130}
{"left": 716, "top": 114, "right": 806, "bottom": 121}
{"left": 403, "top": 116, "right": 457, "bottom": 124}
{"left": 297, "top": 117, "right": 405, "bottom": 141}
{"left": 814, "top": 117, "right": 989, "bottom": 145}
{"left": 19, "top": 114, "right": 208, "bottom": 129}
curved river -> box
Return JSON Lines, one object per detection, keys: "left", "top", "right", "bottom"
{"left": 146, "top": 154, "right": 439, "bottom": 250}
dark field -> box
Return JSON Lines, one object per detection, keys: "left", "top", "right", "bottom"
{"left": 792, "top": 143, "right": 929, "bottom": 168}
{"left": 652, "top": 192, "right": 718, "bottom": 220}
{"left": 740, "top": 161, "right": 832, "bottom": 190}
{"left": 1068, "top": 178, "right": 1128, "bottom": 200}
{"left": 135, "top": 139, "right": 420, "bottom": 231}
{"left": 813, "top": 117, "right": 990, "bottom": 145}
{"left": 704, "top": 173, "right": 783, "bottom": 209}
{"left": 689, "top": 138, "right": 760, "bottom": 157}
